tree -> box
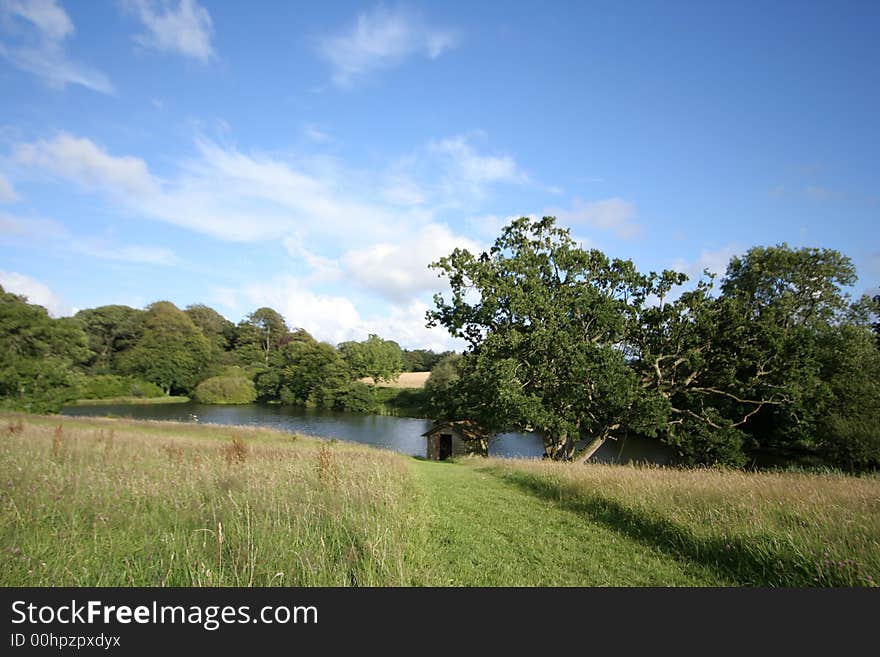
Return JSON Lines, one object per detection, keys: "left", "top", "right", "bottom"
{"left": 185, "top": 304, "right": 235, "bottom": 353}
{"left": 74, "top": 305, "right": 145, "bottom": 372}
{"left": 233, "top": 307, "right": 290, "bottom": 366}
{"left": 428, "top": 216, "right": 662, "bottom": 461}
{"left": 402, "top": 349, "right": 450, "bottom": 372}
{"left": 272, "top": 341, "right": 351, "bottom": 406}
{"left": 338, "top": 334, "right": 403, "bottom": 383}
{"left": 424, "top": 353, "right": 461, "bottom": 416}
{"left": 117, "top": 301, "right": 212, "bottom": 395}
{"left": 0, "top": 286, "right": 90, "bottom": 411}
{"left": 630, "top": 244, "right": 874, "bottom": 465}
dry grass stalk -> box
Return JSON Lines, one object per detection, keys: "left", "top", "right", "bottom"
{"left": 224, "top": 435, "right": 248, "bottom": 465}
{"left": 316, "top": 442, "right": 338, "bottom": 488}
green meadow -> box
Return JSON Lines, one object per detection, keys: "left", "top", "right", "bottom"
{"left": 1, "top": 414, "right": 877, "bottom": 587}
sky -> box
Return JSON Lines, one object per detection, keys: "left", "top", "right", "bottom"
{"left": 0, "top": 0, "right": 877, "bottom": 350}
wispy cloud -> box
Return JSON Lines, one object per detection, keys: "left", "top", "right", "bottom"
{"left": 303, "top": 123, "right": 331, "bottom": 144}
{"left": 125, "top": 0, "right": 214, "bottom": 62}
{"left": 15, "top": 132, "right": 160, "bottom": 197}
{"left": 317, "top": 4, "right": 458, "bottom": 85}
{"left": 545, "top": 197, "right": 641, "bottom": 240}
{"left": 72, "top": 240, "right": 179, "bottom": 266}
{"left": 0, "top": 211, "right": 66, "bottom": 238}
{"left": 12, "top": 132, "right": 407, "bottom": 244}
{"left": 429, "top": 135, "right": 528, "bottom": 192}
{"left": 0, "top": 173, "right": 18, "bottom": 201}
{"left": 0, "top": 269, "right": 72, "bottom": 316}
{"left": 0, "top": 0, "right": 113, "bottom": 93}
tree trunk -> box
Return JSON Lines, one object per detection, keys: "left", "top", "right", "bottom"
{"left": 543, "top": 432, "right": 567, "bottom": 460}
{"left": 576, "top": 436, "right": 607, "bottom": 463}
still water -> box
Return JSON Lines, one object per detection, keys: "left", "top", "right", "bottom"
{"left": 60, "top": 402, "right": 674, "bottom": 464}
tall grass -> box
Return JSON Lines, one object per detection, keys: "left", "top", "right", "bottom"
{"left": 0, "top": 415, "right": 429, "bottom": 586}
{"left": 485, "top": 459, "right": 880, "bottom": 587}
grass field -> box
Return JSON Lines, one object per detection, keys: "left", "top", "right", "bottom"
{"left": 67, "top": 396, "right": 191, "bottom": 406}
{"left": 359, "top": 372, "right": 430, "bottom": 388}
{"left": 1, "top": 413, "right": 877, "bottom": 587}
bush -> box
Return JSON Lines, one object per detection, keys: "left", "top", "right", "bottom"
{"left": 193, "top": 376, "right": 257, "bottom": 405}
{"left": 822, "top": 413, "right": 880, "bottom": 472}
{"left": 78, "top": 375, "right": 164, "bottom": 400}
{"left": 333, "top": 382, "right": 378, "bottom": 413}
{"left": 663, "top": 419, "right": 748, "bottom": 467}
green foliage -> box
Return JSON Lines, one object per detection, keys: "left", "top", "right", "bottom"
{"left": 333, "top": 382, "right": 378, "bottom": 413}
{"left": 116, "top": 301, "right": 212, "bottom": 395}
{"left": 193, "top": 376, "right": 258, "bottom": 405}
{"left": 74, "top": 305, "right": 145, "bottom": 373}
{"left": 372, "top": 386, "right": 430, "bottom": 417}
{"left": 233, "top": 307, "right": 291, "bottom": 367}
{"left": 0, "top": 286, "right": 90, "bottom": 412}
{"left": 402, "top": 349, "right": 451, "bottom": 372}
{"left": 273, "top": 341, "right": 351, "bottom": 406}
{"left": 77, "top": 375, "right": 163, "bottom": 400}
{"left": 429, "top": 217, "right": 879, "bottom": 469}
{"left": 185, "top": 304, "right": 236, "bottom": 362}
{"left": 338, "top": 334, "right": 403, "bottom": 382}
{"left": 424, "top": 353, "right": 461, "bottom": 416}
{"left": 428, "top": 216, "right": 658, "bottom": 460}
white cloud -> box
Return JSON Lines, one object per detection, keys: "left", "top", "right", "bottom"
{"left": 218, "top": 275, "right": 463, "bottom": 351}
{"left": 304, "top": 124, "right": 331, "bottom": 143}
{"left": 672, "top": 244, "right": 741, "bottom": 280}
{"left": 0, "top": 269, "right": 71, "bottom": 316}
{"left": 15, "top": 133, "right": 160, "bottom": 197}
{"left": 546, "top": 197, "right": 641, "bottom": 239}
{"left": 13, "top": 132, "right": 406, "bottom": 244}
{"left": 72, "top": 241, "right": 179, "bottom": 266}
{"left": 343, "top": 223, "right": 480, "bottom": 303}
{"left": 126, "top": 0, "right": 214, "bottom": 62}
{"left": 3, "top": 0, "right": 71, "bottom": 39}
{"left": 282, "top": 236, "right": 343, "bottom": 284}
{"left": 381, "top": 177, "right": 425, "bottom": 206}
{"left": 0, "top": 0, "right": 113, "bottom": 93}
{"left": 0, "top": 211, "right": 66, "bottom": 238}
{"left": 318, "top": 4, "right": 458, "bottom": 85}
{"left": 0, "top": 173, "right": 18, "bottom": 201}
{"left": 429, "top": 136, "right": 528, "bottom": 188}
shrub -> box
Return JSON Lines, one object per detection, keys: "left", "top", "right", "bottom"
{"left": 78, "top": 375, "right": 163, "bottom": 400}
{"left": 193, "top": 376, "right": 257, "bottom": 405}
{"left": 333, "top": 382, "right": 378, "bottom": 413}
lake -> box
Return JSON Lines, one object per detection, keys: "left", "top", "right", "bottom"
{"left": 60, "top": 402, "right": 675, "bottom": 464}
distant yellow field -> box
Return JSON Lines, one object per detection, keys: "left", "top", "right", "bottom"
{"left": 359, "top": 372, "right": 430, "bottom": 388}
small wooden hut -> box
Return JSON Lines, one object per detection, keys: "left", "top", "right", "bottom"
{"left": 422, "top": 420, "right": 489, "bottom": 460}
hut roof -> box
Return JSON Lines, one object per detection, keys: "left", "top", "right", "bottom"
{"left": 422, "top": 419, "right": 488, "bottom": 439}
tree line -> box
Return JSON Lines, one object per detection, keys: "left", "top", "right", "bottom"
{"left": 426, "top": 216, "right": 880, "bottom": 471}
{"left": 0, "top": 289, "right": 449, "bottom": 414}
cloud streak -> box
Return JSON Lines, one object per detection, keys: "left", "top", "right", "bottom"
{"left": 0, "top": 0, "right": 113, "bottom": 93}
{"left": 317, "top": 4, "right": 458, "bottom": 85}
{"left": 125, "top": 0, "right": 215, "bottom": 62}
{"left": 546, "top": 197, "right": 641, "bottom": 240}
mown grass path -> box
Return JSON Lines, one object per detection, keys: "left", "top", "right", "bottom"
{"left": 410, "top": 459, "right": 728, "bottom": 586}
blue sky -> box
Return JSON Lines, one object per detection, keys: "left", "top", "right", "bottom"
{"left": 0, "top": 0, "right": 877, "bottom": 350}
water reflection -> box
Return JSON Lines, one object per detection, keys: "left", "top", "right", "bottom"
{"left": 61, "top": 402, "right": 673, "bottom": 464}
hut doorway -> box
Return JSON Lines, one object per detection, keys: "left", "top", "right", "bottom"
{"left": 438, "top": 433, "right": 453, "bottom": 460}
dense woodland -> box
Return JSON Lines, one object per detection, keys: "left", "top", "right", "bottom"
{"left": 0, "top": 288, "right": 450, "bottom": 416}
{"left": 1, "top": 215, "right": 879, "bottom": 471}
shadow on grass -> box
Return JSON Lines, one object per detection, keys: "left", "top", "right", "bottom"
{"left": 485, "top": 468, "right": 829, "bottom": 587}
